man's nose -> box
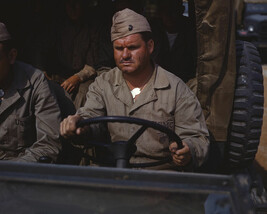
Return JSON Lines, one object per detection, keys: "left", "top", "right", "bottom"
{"left": 122, "top": 48, "right": 131, "bottom": 59}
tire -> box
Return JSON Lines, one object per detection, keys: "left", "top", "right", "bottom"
{"left": 227, "top": 40, "right": 264, "bottom": 168}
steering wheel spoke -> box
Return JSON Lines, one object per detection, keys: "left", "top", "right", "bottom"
{"left": 127, "top": 125, "right": 148, "bottom": 146}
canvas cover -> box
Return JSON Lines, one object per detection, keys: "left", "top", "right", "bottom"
{"left": 194, "top": 0, "right": 236, "bottom": 141}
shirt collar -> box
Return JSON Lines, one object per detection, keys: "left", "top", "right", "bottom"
{"left": 153, "top": 64, "right": 170, "bottom": 89}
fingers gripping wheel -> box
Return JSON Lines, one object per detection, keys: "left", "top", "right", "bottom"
{"left": 78, "top": 116, "right": 183, "bottom": 168}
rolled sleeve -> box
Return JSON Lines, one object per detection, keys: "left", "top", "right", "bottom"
{"left": 76, "top": 64, "right": 96, "bottom": 82}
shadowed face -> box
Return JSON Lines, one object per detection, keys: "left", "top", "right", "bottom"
{"left": 0, "top": 43, "right": 17, "bottom": 88}
{"left": 0, "top": 44, "right": 11, "bottom": 86}
{"left": 159, "top": 0, "right": 184, "bottom": 28}
{"left": 113, "top": 33, "right": 154, "bottom": 75}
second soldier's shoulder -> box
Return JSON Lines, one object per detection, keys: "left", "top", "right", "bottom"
{"left": 14, "top": 61, "right": 45, "bottom": 83}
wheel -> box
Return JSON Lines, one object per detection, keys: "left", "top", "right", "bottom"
{"left": 78, "top": 116, "right": 182, "bottom": 168}
{"left": 227, "top": 40, "right": 264, "bottom": 168}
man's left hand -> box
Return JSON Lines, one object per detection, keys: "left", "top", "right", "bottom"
{"left": 61, "top": 75, "right": 81, "bottom": 93}
{"left": 169, "top": 142, "right": 192, "bottom": 166}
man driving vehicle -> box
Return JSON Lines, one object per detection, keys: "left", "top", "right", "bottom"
{"left": 60, "top": 8, "right": 209, "bottom": 170}
{"left": 0, "top": 22, "right": 61, "bottom": 162}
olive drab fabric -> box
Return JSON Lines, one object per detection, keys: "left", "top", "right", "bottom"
{"left": 0, "top": 62, "right": 62, "bottom": 162}
{"left": 77, "top": 65, "right": 209, "bottom": 169}
{"left": 195, "top": 0, "right": 236, "bottom": 141}
{"left": 235, "top": 0, "right": 245, "bottom": 27}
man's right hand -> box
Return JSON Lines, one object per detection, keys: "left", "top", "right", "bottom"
{"left": 169, "top": 142, "right": 192, "bottom": 167}
{"left": 60, "top": 115, "right": 84, "bottom": 138}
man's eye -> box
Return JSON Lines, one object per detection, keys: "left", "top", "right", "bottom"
{"left": 128, "top": 46, "right": 137, "bottom": 50}
{"left": 115, "top": 47, "right": 123, "bottom": 51}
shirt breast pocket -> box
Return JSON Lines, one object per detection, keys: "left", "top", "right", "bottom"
{"left": 144, "top": 115, "right": 175, "bottom": 147}
{"left": 16, "top": 115, "right": 36, "bottom": 147}
{"left": 155, "top": 117, "right": 175, "bottom": 143}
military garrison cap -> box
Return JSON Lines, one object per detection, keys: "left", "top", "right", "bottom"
{"left": 0, "top": 22, "right": 11, "bottom": 42}
{"left": 111, "top": 8, "right": 151, "bottom": 42}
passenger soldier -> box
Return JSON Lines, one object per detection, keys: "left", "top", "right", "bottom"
{"left": 0, "top": 23, "right": 61, "bottom": 162}
{"left": 151, "top": 0, "right": 196, "bottom": 83}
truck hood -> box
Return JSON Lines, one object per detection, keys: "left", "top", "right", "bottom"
{"left": 245, "top": 14, "right": 267, "bottom": 22}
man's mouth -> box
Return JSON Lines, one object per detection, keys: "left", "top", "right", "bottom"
{"left": 122, "top": 62, "right": 132, "bottom": 66}
{"left": 120, "top": 60, "right": 134, "bottom": 65}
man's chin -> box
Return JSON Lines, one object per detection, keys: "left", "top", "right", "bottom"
{"left": 119, "top": 67, "right": 133, "bottom": 74}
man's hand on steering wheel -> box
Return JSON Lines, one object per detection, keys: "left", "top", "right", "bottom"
{"left": 169, "top": 142, "right": 192, "bottom": 166}
{"left": 60, "top": 116, "right": 189, "bottom": 168}
{"left": 60, "top": 115, "right": 88, "bottom": 138}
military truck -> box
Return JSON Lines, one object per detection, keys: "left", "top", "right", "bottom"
{"left": 0, "top": 0, "right": 266, "bottom": 213}
{"left": 236, "top": 0, "right": 267, "bottom": 59}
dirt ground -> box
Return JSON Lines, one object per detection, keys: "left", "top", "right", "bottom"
{"left": 255, "top": 65, "right": 267, "bottom": 187}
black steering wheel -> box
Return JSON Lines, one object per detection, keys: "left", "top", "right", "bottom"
{"left": 78, "top": 116, "right": 183, "bottom": 168}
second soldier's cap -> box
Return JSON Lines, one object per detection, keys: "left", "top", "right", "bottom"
{"left": 0, "top": 22, "right": 11, "bottom": 42}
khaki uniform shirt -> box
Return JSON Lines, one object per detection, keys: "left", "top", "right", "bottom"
{"left": 77, "top": 65, "right": 209, "bottom": 169}
{"left": 0, "top": 61, "right": 61, "bottom": 162}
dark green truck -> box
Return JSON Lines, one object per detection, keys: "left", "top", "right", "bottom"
{"left": 0, "top": 0, "right": 266, "bottom": 213}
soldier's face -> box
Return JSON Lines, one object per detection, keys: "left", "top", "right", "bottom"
{"left": 113, "top": 33, "right": 154, "bottom": 75}
{"left": 0, "top": 44, "right": 16, "bottom": 87}
{"left": 0, "top": 44, "right": 11, "bottom": 86}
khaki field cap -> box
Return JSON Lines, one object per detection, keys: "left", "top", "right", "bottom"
{"left": 111, "top": 8, "right": 151, "bottom": 42}
{"left": 0, "top": 22, "right": 11, "bottom": 42}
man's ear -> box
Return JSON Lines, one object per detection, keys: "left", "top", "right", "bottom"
{"left": 8, "top": 48, "right": 17, "bottom": 64}
{"left": 147, "top": 39, "right": 154, "bottom": 55}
